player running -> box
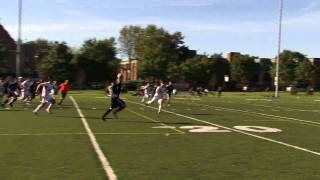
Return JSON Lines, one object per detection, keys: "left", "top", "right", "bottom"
{"left": 146, "top": 80, "right": 166, "bottom": 114}
{"left": 101, "top": 73, "right": 126, "bottom": 121}
{"left": 3, "top": 76, "right": 20, "bottom": 109}
{"left": 141, "top": 82, "right": 151, "bottom": 104}
{"left": 57, "top": 80, "right": 70, "bottom": 106}
{"left": 166, "top": 81, "right": 174, "bottom": 106}
{"left": 33, "top": 78, "right": 56, "bottom": 115}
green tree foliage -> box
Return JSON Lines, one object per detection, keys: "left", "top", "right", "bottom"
{"left": 271, "top": 50, "right": 307, "bottom": 87}
{"left": 22, "top": 39, "right": 52, "bottom": 74}
{"left": 37, "top": 42, "right": 74, "bottom": 81}
{"left": 0, "top": 42, "right": 7, "bottom": 73}
{"left": 180, "top": 55, "right": 213, "bottom": 87}
{"left": 295, "top": 60, "right": 313, "bottom": 87}
{"left": 230, "top": 54, "right": 258, "bottom": 88}
{"left": 73, "top": 38, "right": 119, "bottom": 83}
{"left": 119, "top": 25, "right": 143, "bottom": 60}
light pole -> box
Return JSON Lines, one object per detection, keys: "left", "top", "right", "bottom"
{"left": 275, "top": 0, "right": 284, "bottom": 98}
{"left": 16, "top": 0, "right": 22, "bottom": 77}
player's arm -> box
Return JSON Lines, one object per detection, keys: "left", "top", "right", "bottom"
{"left": 116, "top": 72, "right": 123, "bottom": 84}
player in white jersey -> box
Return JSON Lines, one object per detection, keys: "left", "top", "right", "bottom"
{"left": 33, "top": 78, "right": 56, "bottom": 115}
{"left": 20, "top": 78, "right": 33, "bottom": 102}
{"left": 146, "top": 80, "right": 166, "bottom": 114}
{"left": 141, "top": 82, "right": 151, "bottom": 103}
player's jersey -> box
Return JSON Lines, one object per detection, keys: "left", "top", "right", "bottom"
{"left": 111, "top": 81, "right": 121, "bottom": 98}
{"left": 154, "top": 86, "right": 165, "bottom": 99}
{"left": 21, "top": 80, "right": 32, "bottom": 93}
{"left": 7, "top": 81, "right": 20, "bottom": 96}
{"left": 166, "top": 84, "right": 174, "bottom": 95}
{"left": 59, "top": 83, "right": 70, "bottom": 93}
{"left": 39, "top": 82, "right": 55, "bottom": 100}
{"left": 143, "top": 84, "right": 151, "bottom": 95}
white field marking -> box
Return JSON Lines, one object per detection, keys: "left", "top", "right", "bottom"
{"left": 127, "top": 100, "right": 320, "bottom": 156}
{"left": 314, "top": 100, "right": 320, "bottom": 102}
{"left": 246, "top": 99, "right": 272, "bottom": 102}
{"left": 216, "top": 99, "right": 320, "bottom": 113}
{"left": 127, "top": 109, "right": 185, "bottom": 134}
{"left": 0, "top": 133, "right": 87, "bottom": 136}
{"left": 95, "top": 132, "right": 182, "bottom": 135}
{"left": 0, "top": 132, "right": 181, "bottom": 136}
{"left": 152, "top": 126, "right": 177, "bottom": 129}
{"left": 186, "top": 101, "right": 320, "bottom": 126}
{"left": 95, "top": 97, "right": 109, "bottom": 99}
{"left": 70, "top": 96, "right": 117, "bottom": 180}
{"left": 233, "top": 126, "right": 282, "bottom": 133}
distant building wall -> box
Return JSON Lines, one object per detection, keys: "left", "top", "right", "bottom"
{"left": 120, "top": 60, "right": 139, "bottom": 81}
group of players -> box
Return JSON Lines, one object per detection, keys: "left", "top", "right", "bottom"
{"left": 102, "top": 73, "right": 175, "bottom": 121}
{"left": 0, "top": 76, "right": 70, "bottom": 115}
{"left": 1, "top": 72, "right": 174, "bottom": 120}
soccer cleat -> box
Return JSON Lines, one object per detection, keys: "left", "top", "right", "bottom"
{"left": 33, "top": 111, "right": 38, "bottom": 116}
{"left": 46, "top": 109, "right": 52, "bottom": 114}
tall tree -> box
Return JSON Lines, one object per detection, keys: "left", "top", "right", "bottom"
{"left": 134, "top": 25, "right": 185, "bottom": 80}
{"left": 119, "top": 25, "right": 143, "bottom": 60}
{"left": 0, "top": 42, "right": 7, "bottom": 73}
{"left": 73, "top": 38, "right": 119, "bottom": 84}
{"left": 180, "top": 54, "right": 216, "bottom": 87}
{"left": 270, "top": 50, "right": 307, "bottom": 87}
{"left": 295, "top": 60, "right": 313, "bottom": 87}
{"left": 230, "top": 54, "right": 258, "bottom": 88}
{"left": 37, "top": 42, "right": 74, "bottom": 81}
{"left": 22, "top": 39, "right": 52, "bottom": 75}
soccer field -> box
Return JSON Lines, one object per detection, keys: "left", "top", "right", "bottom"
{"left": 0, "top": 91, "right": 320, "bottom": 180}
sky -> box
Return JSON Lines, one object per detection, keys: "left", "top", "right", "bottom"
{"left": 0, "top": 0, "right": 319, "bottom": 58}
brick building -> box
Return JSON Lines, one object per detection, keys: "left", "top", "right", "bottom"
{"left": 120, "top": 60, "right": 138, "bottom": 80}
{"left": 0, "top": 24, "right": 16, "bottom": 74}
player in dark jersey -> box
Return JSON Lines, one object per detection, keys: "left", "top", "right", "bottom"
{"left": 166, "top": 81, "right": 174, "bottom": 106}
{"left": 101, "top": 73, "right": 126, "bottom": 121}
{"left": 3, "top": 76, "right": 20, "bottom": 109}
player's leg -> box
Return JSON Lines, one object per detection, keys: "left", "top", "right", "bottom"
{"left": 101, "top": 98, "right": 115, "bottom": 121}
{"left": 58, "top": 92, "right": 66, "bottom": 105}
{"left": 147, "top": 96, "right": 157, "bottom": 105}
{"left": 7, "top": 94, "right": 17, "bottom": 107}
{"left": 157, "top": 98, "right": 163, "bottom": 114}
{"left": 46, "top": 98, "right": 56, "bottom": 113}
{"left": 33, "top": 99, "right": 46, "bottom": 114}
{"left": 113, "top": 98, "right": 126, "bottom": 117}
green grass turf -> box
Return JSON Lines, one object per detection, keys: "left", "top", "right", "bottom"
{"left": 0, "top": 90, "right": 320, "bottom": 179}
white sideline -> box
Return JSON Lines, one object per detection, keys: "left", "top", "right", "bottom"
{"left": 70, "top": 96, "right": 117, "bottom": 180}
{"left": 127, "top": 100, "right": 320, "bottom": 156}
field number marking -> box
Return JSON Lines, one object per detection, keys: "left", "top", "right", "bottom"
{"left": 234, "top": 126, "right": 282, "bottom": 133}
{"left": 180, "top": 126, "right": 231, "bottom": 133}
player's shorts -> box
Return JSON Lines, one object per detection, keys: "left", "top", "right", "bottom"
{"left": 42, "top": 95, "right": 55, "bottom": 103}
{"left": 61, "top": 92, "right": 67, "bottom": 99}
{"left": 111, "top": 98, "right": 126, "bottom": 109}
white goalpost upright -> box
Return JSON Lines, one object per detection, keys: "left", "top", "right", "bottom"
{"left": 16, "top": 0, "right": 22, "bottom": 77}
{"left": 275, "top": 0, "right": 284, "bottom": 98}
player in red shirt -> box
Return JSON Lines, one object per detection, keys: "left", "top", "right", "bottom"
{"left": 58, "top": 80, "right": 70, "bottom": 106}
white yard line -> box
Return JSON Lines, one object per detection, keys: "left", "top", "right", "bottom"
{"left": 195, "top": 103, "right": 320, "bottom": 126}
{"left": 179, "top": 101, "right": 320, "bottom": 127}
{"left": 127, "top": 100, "right": 320, "bottom": 156}
{"left": 127, "top": 109, "right": 185, "bottom": 134}
{"left": 70, "top": 96, "right": 117, "bottom": 180}
{"left": 0, "top": 132, "right": 180, "bottom": 136}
